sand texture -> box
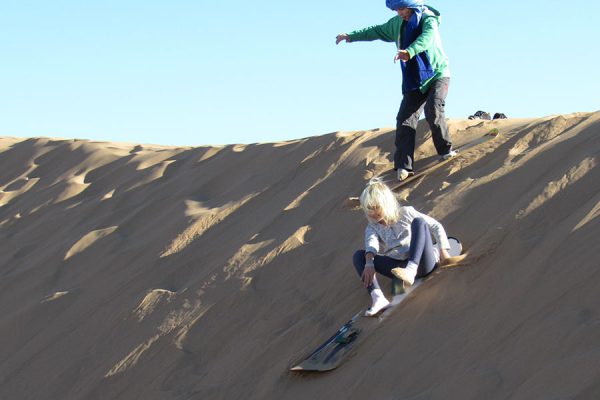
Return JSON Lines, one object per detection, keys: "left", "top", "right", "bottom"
{"left": 1, "top": 112, "right": 599, "bottom": 399}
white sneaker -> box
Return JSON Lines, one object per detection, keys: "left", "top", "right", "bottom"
{"left": 391, "top": 267, "right": 417, "bottom": 286}
{"left": 364, "top": 290, "right": 390, "bottom": 317}
{"left": 397, "top": 168, "right": 414, "bottom": 181}
{"left": 440, "top": 149, "right": 458, "bottom": 161}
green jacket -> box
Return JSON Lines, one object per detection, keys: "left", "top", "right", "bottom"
{"left": 347, "top": 6, "right": 450, "bottom": 93}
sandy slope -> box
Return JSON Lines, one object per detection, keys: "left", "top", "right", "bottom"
{"left": 0, "top": 112, "right": 599, "bottom": 399}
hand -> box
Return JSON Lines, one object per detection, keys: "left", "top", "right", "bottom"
{"left": 394, "top": 50, "right": 410, "bottom": 63}
{"left": 362, "top": 265, "right": 375, "bottom": 287}
{"left": 336, "top": 34, "right": 350, "bottom": 45}
{"left": 439, "top": 248, "right": 467, "bottom": 267}
{"left": 440, "top": 248, "right": 451, "bottom": 263}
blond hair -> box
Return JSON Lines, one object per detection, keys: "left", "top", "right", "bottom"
{"left": 359, "top": 179, "right": 401, "bottom": 224}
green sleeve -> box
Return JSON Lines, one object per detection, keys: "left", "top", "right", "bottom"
{"left": 347, "top": 17, "right": 399, "bottom": 43}
{"left": 405, "top": 16, "right": 436, "bottom": 58}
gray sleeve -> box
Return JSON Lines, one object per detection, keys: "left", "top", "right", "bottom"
{"left": 364, "top": 223, "right": 380, "bottom": 255}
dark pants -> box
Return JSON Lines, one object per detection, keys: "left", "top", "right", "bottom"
{"left": 395, "top": 77, "right": 452, "bottom": 171}
{"left": 353, "top": 218, "right": 438, "bottom": 292}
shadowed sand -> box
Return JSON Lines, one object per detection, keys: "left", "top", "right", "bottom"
{"left": 1, "top": 112, "right": 599, "bottom": 399}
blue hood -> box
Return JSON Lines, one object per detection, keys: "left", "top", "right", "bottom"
{"left": 386, "top": 0, "right": 424, "bottom": 10}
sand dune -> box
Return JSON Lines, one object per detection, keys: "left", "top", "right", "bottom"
{"left": 0, "top": 112, "right": 599, "bottom": 399}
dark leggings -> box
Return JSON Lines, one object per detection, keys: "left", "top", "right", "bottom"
{"left": 353, "top": 218, "right": 438, "bottom": 292}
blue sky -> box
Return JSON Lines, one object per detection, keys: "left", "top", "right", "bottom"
{"left": 2, "top": 1, "right": 599, "bottom": 146}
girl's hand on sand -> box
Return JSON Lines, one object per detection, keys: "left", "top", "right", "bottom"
{"left": 362, "top": 265, "right": 375, "bottom": 287}
{"left": 439, "top": 248, "right": 451, "bottom": 263}
{"left": 336, "top": 34, "right": 350, "bottom": 44}
{"left": 394, "top": 50, "right": 410, "bottom": 63}
{"left": 439, "top": 249, "right": 467, "bottom": 267}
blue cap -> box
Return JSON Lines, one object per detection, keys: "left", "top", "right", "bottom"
{"left": 386, "top": 0, "right": 424, "bottom": 10}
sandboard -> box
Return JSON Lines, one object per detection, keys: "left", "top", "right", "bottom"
{"left": 289, "top": 280, "right": 423, "bottom": 372}
{"left": 343, "top": 129, "right": 499, "bottom": 210}
{"left": 290, "top": 237, "right": 462, "bottom": 372}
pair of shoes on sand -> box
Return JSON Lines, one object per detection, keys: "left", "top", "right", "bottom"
{"left": 397, "top": 150, "right": 458, "bottom": 181}
{"left": 390, "top": 254, "right": 468, "bottom": 287}
{"left": 468, "top": 111, "right": 507, "bottom": 120}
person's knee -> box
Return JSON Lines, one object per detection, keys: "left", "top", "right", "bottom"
{"left": 412, "top": 217, "right": 426, "bottom": 228}
{"left": 424, "top": 100, "right": 445, "bottom": 124}
{"left": 411, "top": 217, "right": 431, "bottom": 238}
{"left": 398, "top": 115, "right": 420, "bottom": 130}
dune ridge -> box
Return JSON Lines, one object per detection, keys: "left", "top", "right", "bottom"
{"left": 0, "top": 112, "right": 599, "bottom": 399}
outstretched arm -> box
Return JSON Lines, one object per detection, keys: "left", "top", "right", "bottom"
{"left": 336, "top": 33, "right": 351, "bottom": 44}
{"left": 337, "top": 16, "right": 400, "bottom": 45}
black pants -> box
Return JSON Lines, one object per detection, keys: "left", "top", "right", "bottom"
{"left": 395, "top": 77, "right": 452, "bottom": 171}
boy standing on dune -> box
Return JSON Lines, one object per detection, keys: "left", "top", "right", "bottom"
{"left": 336, "top": 0, "right": 455, "bottom": 181}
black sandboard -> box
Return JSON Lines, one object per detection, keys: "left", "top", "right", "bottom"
{"left": 290, "top": 237, "right": 462, "bottom": 372}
